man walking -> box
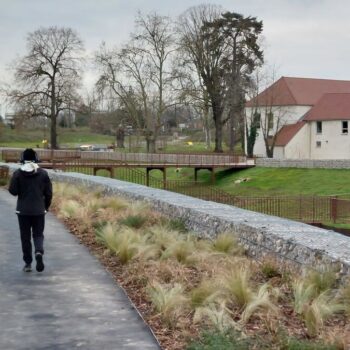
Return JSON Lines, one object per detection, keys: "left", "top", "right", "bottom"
{"left": 9, "top": 149, "right": 52, "bottom": 272}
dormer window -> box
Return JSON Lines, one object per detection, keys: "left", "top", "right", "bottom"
{"left": 342, "top": 121, "right": 348, "bottom": 134}
{"left": 316, "top": 121, "right": 322, "bottom": 134}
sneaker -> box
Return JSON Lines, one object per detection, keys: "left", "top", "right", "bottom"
{"left": 35, "top": 252, "right": 45, "bottom": 272}
{"left": 23, "top": 264, "right": 32, "bottom": 272}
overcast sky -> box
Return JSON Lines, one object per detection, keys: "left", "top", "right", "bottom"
{"left": 1, "top": 0, "right": 349, "bottom": 112}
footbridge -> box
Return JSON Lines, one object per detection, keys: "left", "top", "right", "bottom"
{"left": 1, "top": 149, "right": 255, "bottom": 183}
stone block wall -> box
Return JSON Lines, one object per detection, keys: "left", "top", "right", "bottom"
{"left": 3, "top": 163, "right": 350, "bottom": 278}
{"left": 256, "top": 158, "right": 350, "bottom": 169}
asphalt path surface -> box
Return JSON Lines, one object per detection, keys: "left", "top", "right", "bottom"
{"left": 0, "top": 189, "right": 160, "bottom": 350}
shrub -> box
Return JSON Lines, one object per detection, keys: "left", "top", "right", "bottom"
{"left": 241, "top": 283, "right": 279, "bottom": 323}
{"left": 212, "top": 232, "right": 244, "bottom": 256}
{"left": 306, "top": 266, "right": 338, "bottom": 295}
{"left": 147, "top": 281, "right": 188, "bottom": 327}
{"left": 193, "top": 302, "right": 238, "bottom": 333}
{"left": 190, "top": 280, "right": 220, "bottom": 308}
{"left": 162, "top": 239, "right": 196, "bottom": 265}
{"left": 293, "top": 280, "right": 317, "bottom": 315}
{"left": 100, "top": 196, "right": 128, "bottom": 211}
{"left": 59, "top": 199, "right": 81, "bottom": 219}
{"left": 120, "top": 214, "right": 147, "bottom": 229}
{"left": 303, "top": 291, "right": 343, "bottom": 337}
{"left": 187, "top": 330, "right": 252, "bottom": 350}
{"left": 222, "top": 267, "right": 253, "bottom": 309}
{"left": 261, "top": 257, "right": 282, "bottom": 279}
{"left": 146, "top": 225, "right": 180, "bottom": 252}
{"left": 95, "top": 223, "right": 140, "bottom": 264}
{"left": 339, "top": 282, "right": 350, "bottom": 317}
{"left": 0, "top": 178, "right": 8, "bottom": 186}
{"left": 167, "top": 218, "right": 188, "bottom": 233}
{"left": 293, "top": 281, "right": 343, "bottom": 336}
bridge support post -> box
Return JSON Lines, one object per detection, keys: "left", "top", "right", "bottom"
{"left": 211, "top": 168, "right": 215, "bottom": 184}
{"left": 146, "top": 168, "right": 150, "bottom": 187}
{"left": 194, "top": 168, "right": 198, "bottom": 182}
{"left": 194, "top": 167, "right": 215, "bottom": 184}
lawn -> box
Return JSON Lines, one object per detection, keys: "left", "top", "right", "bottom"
{"left": 0, "top": 126, "right": 115, "bottom": 148}
{"left": 210, "top": 167, "right": 350, "bottom": 197}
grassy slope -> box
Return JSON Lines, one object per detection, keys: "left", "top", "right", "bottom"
{"left": 211, "top": 167, "right": 350, "bottom": 197}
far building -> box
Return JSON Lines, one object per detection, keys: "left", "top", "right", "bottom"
{"left": 245, "top": 77, "right": 350, "bottom": 159}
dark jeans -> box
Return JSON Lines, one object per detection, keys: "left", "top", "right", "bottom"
{"left": 17, "top": 215, "right": 45, "bottom": 265}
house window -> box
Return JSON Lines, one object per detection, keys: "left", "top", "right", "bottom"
{"left": 316, "top": 121, "right": 322, "bottom": 134}
{"left": 316, "top": 141, "right": 321, "bottom": 148}
{"left": 342, "top": 121, "right": 348, "bottom": 134}
{"left": 267, "top": 112, "right": 274, "bottom": 129}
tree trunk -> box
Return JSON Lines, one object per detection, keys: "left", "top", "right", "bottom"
{"left": 147, "top": 138, "right": 156, "bottom": 153}
{"left": 50, "top": 115, "right": 57, "bottom": 149}
{"left": 266, "top": 145, "right": 274, "bottom": 158}
{"left": 203, "top": 107, "right": 211, "bottom": 149}
{"left": 229, "top": 113, "right": 235, "bottom": 152}
{"left": 212, "top": 98, "right": 223, "bottom": 153}
{"left": 50, "top": 81, "right": 58, "bottom": 149}
{"left": 214, "top": 118, "right": 223, "bottom": 153}
{"left": 116, "top": 127, "right": 125, "bottom": 148}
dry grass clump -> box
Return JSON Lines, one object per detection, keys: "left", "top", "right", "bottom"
{"left": 339, "top": 281, "right": 350, "bottom": 317}
{"left": 147, "top": 281, "right": 189, "bottom": 327}
{"left": 211, "top": 232, "right": 245, "bottom": 256}
{"left": 52, "top": 182, "right": 350, "bottom": 350}
{"left": 193, "top": 302, "right": 238, "bottom": 333}
{"left": 293, "top": 277, "right": 344, "bottom": 337}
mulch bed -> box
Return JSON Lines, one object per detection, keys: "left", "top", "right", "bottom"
{"left": 51, "top": 206, "right": 350, "bottom": 350}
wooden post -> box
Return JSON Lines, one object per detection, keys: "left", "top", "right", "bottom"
{"left": 211, "top": 168, "right": 215, "bottom": 184}
{"left": 331, "top": 196, "right": 338, "bottom": 223}
{"left": 163, "top": 167, "right": 166, "bottom": 189}
{"left": 146, "top": 168, "right": 150, "bottom": 187}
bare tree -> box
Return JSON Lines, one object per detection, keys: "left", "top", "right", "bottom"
{"left": 178, "top": 5, "right": 226, "bottom": 152}
{"left": 245, "top": 67, "right": 290, "bottom": 158}
{"left": 173, "top": 62, "right": 213, "bottom": 148}
{"left": 7, "top": 26, "right": 84, "bottom": 149}
{"left": 96, "top": 12, "right": 175, "bottom": 153}
{"left": 260, "top": 74, "right": 291, "bottom": 158}
{"left": 178, "top": 5, "right": 263, "bottom": 153}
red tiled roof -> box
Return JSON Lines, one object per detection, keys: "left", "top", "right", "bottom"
{"left": 275, "top": 122, "right": 306, "bottom": 146}
{"left": 246, "top": 77, "right": 350, "bottom": 107}
{"left": 303, "top": 93, "right": 350, "bottom": 121}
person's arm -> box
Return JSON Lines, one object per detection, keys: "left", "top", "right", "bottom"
{"left": 8, "top": 172, "right": 19, "bottom": 196}
{"left": 44, "top": 174, "right": 53, "bottom": 211}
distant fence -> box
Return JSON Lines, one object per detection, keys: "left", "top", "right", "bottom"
{"left": 0, "top": 149, "right": 250, "bottom": 167}
{"left": 111, "top": 167, "right": 350, "bottom": 224}
{"left": 1, "top": 149, "right": 348, "bottom": 223}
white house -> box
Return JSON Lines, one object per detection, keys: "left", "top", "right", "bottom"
{"left": 245, "top": 77, "right": 350, "bottom": 159}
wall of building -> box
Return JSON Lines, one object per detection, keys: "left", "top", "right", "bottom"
{"left": 309, "top": 120, "right": 350, "bottom": 159}
{"left": 283, "top": 123, "right": 310, "bottom": 159}
{"left": 245, "top": 105, "right": 311, "bottom": 157}
{"left": 3, "top": 162, "right": 350, "bottom": 279}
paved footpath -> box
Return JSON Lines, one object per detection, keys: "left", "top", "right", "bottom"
{"left": 0, "top": 190, "right": 160, "bottom": 350}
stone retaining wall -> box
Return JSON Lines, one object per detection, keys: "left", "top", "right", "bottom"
{"left": 256, "top": 158, "right": 350, "bottom": 169}
{"left": 3, "top": 163, "right": 350, "bottom": 278}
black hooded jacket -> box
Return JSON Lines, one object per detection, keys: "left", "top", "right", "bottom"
{"left": 9, "top": 166, "right": 53, "bottom": 216}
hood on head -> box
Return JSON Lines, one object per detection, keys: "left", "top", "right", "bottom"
{"left": 20, "top": 162, "right": 40, "bottom": 175}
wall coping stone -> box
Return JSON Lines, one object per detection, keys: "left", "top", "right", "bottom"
{"left": 3, "top": 162, "right": 350, "bottom": 277}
